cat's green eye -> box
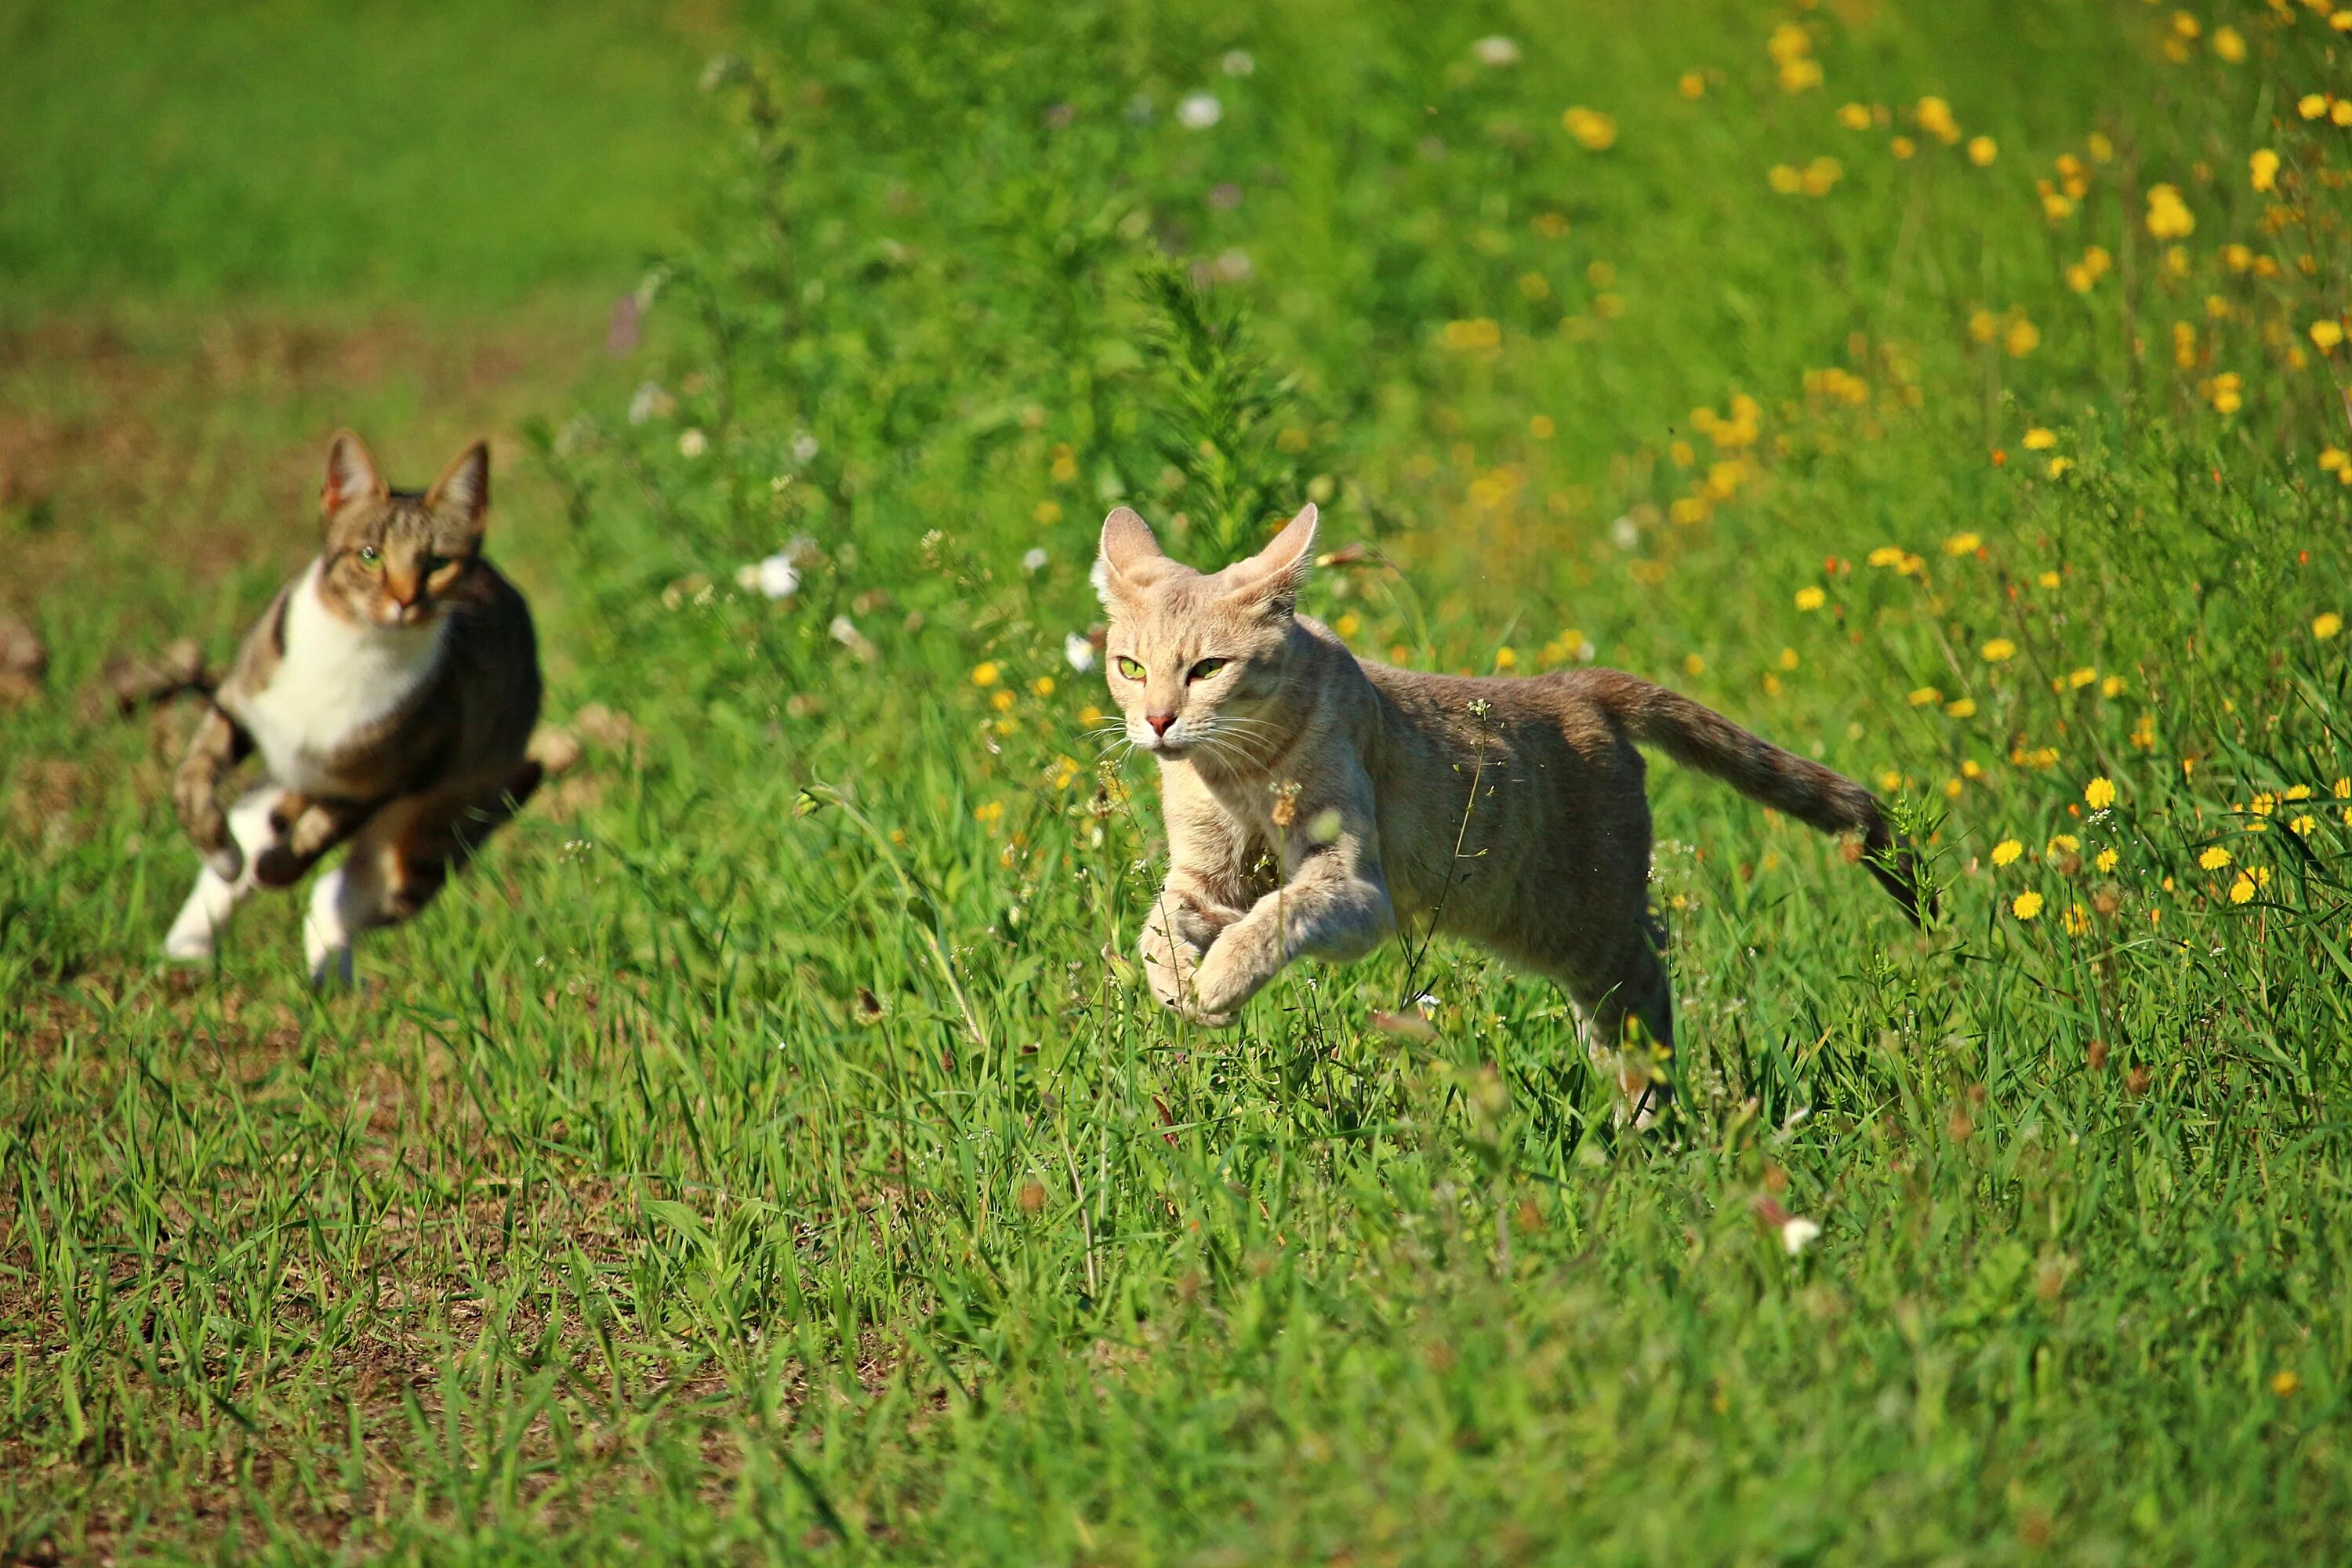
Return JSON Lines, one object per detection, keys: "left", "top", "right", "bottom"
{"left": 1187, "top": 658, "right": 1230, "bottom": 682}
{"left": 1115, "top": 655, "right": 1146, "bottom": 681}
{"left": 355, "top": 545, "right": 383, "bottom": 572}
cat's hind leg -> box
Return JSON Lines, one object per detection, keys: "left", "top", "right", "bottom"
{"left": 163, "top": 786, "right": 285, "bottom": 961}
{"left": 304, "top": 771, "right": 538, "bottom": 987}
{"left": 1557, "top": 916, "right": 1676, "bottom": 1129}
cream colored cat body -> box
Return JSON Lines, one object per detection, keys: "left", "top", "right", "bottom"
{"left": 1095, "top": 505, "right": 1919, "bottom": 1110}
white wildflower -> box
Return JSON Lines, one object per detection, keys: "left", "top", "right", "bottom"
{"left": 1064, "top": 633, "right": 1097, "bottom": 673}
{"left": 626, "top": 380, "right": 671, "bottom": 426}
{"left": 677, "top": 429, "right": 708, "bottom": 459}
{"left": 736, "top": 554, "right": 800, "bottom": 600}
{"left": 1221, "top": 50, "right": 1255, "bottom": 77}
{"left": 789, "top": 430, "right": 820, "bottom": 464}
{"left": 829, "top": 615, "right": 878, "bottom": 663}
{"left": 1022, "top": 547, "right": 1051, "bottom": 575}
{"left": 1780, "top": 1217, "right": 1822, "bottom": 1256}
{"left": 1610, "top": 514, "right": 1639, "bottom": 551}
{"left": 1472, "top": 35, "right": 1521, "bottom": 67}
{"left": 1177, "top": 92, "right": 1222, "bottom": 129}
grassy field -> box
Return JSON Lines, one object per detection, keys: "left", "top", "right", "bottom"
{"left": 6, "top": 0, "right": 2352, "bottom": 1561}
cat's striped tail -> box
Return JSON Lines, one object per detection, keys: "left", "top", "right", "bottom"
{"left": 1585, "top": 670, "right": 1929, "bottom": 924}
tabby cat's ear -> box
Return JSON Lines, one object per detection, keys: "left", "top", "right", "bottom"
{"left": 426, "top": 441, "right": 492, "bottom": 537}
{"left": 322, "top": 430, "right": 389, "bottom": 517}
{"left": 1094, "top": 506, "right": 1165, "bottom": 609}
{"left": 1224, "top": 503, "right": 1318, "bottom": 615}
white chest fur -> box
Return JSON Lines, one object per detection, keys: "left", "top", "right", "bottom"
{"left": 234, "top": 561, "right": 448, "bottom": 792}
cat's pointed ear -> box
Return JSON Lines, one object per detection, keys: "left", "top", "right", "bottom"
{"left": 1094, "top": 506, "right": 1163, "bottom": 610}
{"left": 426, "top": 440, "right": 492, "bottom": 535}
{"left": 322, "top": 430, "right": 389, "bottom": 517}
{"left": 1225, "top": 503, "right": 1318, "bottom": 615}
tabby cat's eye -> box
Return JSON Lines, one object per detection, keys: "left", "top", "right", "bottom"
{"left": 356, "top": 545, "right": 383, "bottom": 571}
{"left": 1187, "top": 658, "right": 1230, "bottom": 682}
{"left": 1115, "top": 655, "right": 1146, "bottom": 681}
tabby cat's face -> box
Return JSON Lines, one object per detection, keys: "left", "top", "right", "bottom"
{"left": 316, "top": 433, "right": 492, "bottom": 629}
{"left": 1095, "top": 505, "right": 1318, "bottom": 766}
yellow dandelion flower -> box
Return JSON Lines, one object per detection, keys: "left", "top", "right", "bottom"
{"left": 2250, "top": 149, "right": 2280, "bottom": 192}
{"left": 2096, "top": 848, "right": 2120, "bottom": 872}
{"left": 2047, "top": 456, "right": 2073, "bottom": 478}
{"left": 2038, "top": 570, "right": 2062, "bottom": 589}
{"left": 2005, "top": 318, "right": 2042, "bottom": 358}
{"left": 1768, "top": 163, "right": 1802, "bottom": 194}
{"left": 1917, "top": 96, "right": 1959, "bottom": 143}
{"left": 2199, "top": 846, "right": 2232, "bottom": 869}
{"left": 2315, "top": 612, "right": 2343, "bottom": 640}
{"left": 1837, "top": 102, "right": 1871, "bottom": 130}
{"left": 1679, "top": 71, "right": 1707, "bottom": 100}
{"left": 2069, "top": 666, "right": 2098, "bottom": 690}
{"left": 1945, "top": 531, "right": 1982, "bottom": 556}
{"left": 1495, "top": 647, "right": 1519, "bottom": 670}
{"left": 1891, "top": 134, "right": 1916, "bottom": 159}
{"left": 2085, "top": 776, "right": 2117, "bottom": 809}
{"left": 2144, "top": 183, "right": 2195, "bottom": 240}
{"left": 1945, "top": 697, "right": 1977, "bottom": 718}
{"left": 2102, "top": 675, "right": 2126, "bottom": 697}
{"left": 2013, "top": 891, "right": 2045, "bottom": 920}
{"left": 971, "top": 661, "right": 1002, "bottom": 688}
{"left": 1795, "top": 586, "right": 1826, "bottom": 612}
{"left": 2048, "top": 833, "right": 2081, "bottom": 855}
{"left": 1992, "top": 839, "right": 2024, "bottom": 866}
{"left": 1334, "top": 612, "right": 1361, "bottom": 638}
{"left": 2313, "top": 321, "right": 2346, "bottom": 351}
{"left": 2229, "top": 874, "right": 2256, "bottom": 904}
{"left": 2023, "top": 428, "right": 2057, "bottom": 451}
{"left": 1563, "top": 107, "right": 1618, "bottom": 150}
{"left": 1908, "top": 686, "right": 1941, "bottom": 707}
{"left": 2212, "top": 25, "right": 2245, "bottom": 62}
{"left": 1981, "top": 637, "right": 2017, "bottom": 662}
{"left": 2292, "top": 814, "right": 2316, "bottom": 837}
{"left": 2064, "top": 903, "right": 2092, "bottom": 935}
{"left": 2300, "top": 96, "right": 2328, "bottom": 121}
{"left": 1967, "top": 135, "right": 1997, "bottom": 166}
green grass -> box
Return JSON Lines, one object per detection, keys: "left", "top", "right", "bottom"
{"left": 7, "top": 0, "right": 2352, "bottom": 1561}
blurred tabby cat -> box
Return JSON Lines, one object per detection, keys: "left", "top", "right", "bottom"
{"left": 1094, "top": 503, "right": 1923, "bottom": 1118}
{"left": 165, "top": 432, "right": 542, "bottom": 985}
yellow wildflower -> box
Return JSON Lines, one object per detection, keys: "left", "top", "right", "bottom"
{"left": 1908, "top": 687, "right": 1941, "bottom": 707}
{"left": 1992, "top": 839, "right": 2024, "bottom": 866}
{"left": 1837, "top": 102, "right": 1871, "bottom": 130}
{"left": 1981, "top": 637, "right": 2017, "bottom": 662}
{"left": 2300, "top": 94, "right": 2330, "bottom": 121}
{"left": 2212, "top": 25, "right": 2245, "bottom": 62}
{"left": 2144, "top": 183, "right": 2195, "bottom": 240}
{"left": 2199, "top": 846, "right": 2232, "bottom": 869}
{"left": 1563, "top": 107, "right": 1618, "bottom": 150}
{"left": 2229, "top": 874, "right": 2256, "bottom": 904}
{"left": 1945, "top": 531, "right": 1982, "bottom": 556}
{"left": 1945, "top": 697, "right": 1977, "bottom": 718}
{"left": 2096, "top": 848, "right": 2120, "bottom": 873}
{"left": 1795, "top": 586, "right": 1826, "bottom": 612}
{"left": 2250, "top": 149, "right": 2280, "bottom": 192}
{"left": 2023, "top": 428, "right": 2057, "bottom": 451}
{"left": 2316, "top": 612, "right": 2343, "bottom": 640}
{"left": 971, "top": 661, "right": 1002, "bottom": 688}
{"left": 2085, "top": 776, "right": 2117, "bottom": 809}
{"left": 1967, "top": 136, "right": 1997, "bottom": 166}
{"left": 1917, "top": 96, "right": 1960, "bottom": 144}
{"left": 2013, "top": 891, "right": 2045, "bottom": 920}
{"left": 1679, "top": 71, "right": 1707, "bottom": 99}
{"left": 2313, "top": 320, "right": 2346, "bottom": 351}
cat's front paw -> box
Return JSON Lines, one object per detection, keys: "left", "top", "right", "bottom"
{"left": 1189, "top": 942, "right": 1270, "bottom": 1022}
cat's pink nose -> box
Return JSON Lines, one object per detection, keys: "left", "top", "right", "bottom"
{"left": 1147, "top": 712, "right": 1176, "bottom": 738}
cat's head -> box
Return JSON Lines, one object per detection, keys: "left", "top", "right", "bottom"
{"left": 314, "top": 431, "right": 494, "bottom": 629}
{"left": 1093, "top": 503, "right": 1318, "bottom": 764}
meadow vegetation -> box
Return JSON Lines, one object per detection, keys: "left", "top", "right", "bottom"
{"left": 5, "top": 0, "right": 2352, "bottom": 1560}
